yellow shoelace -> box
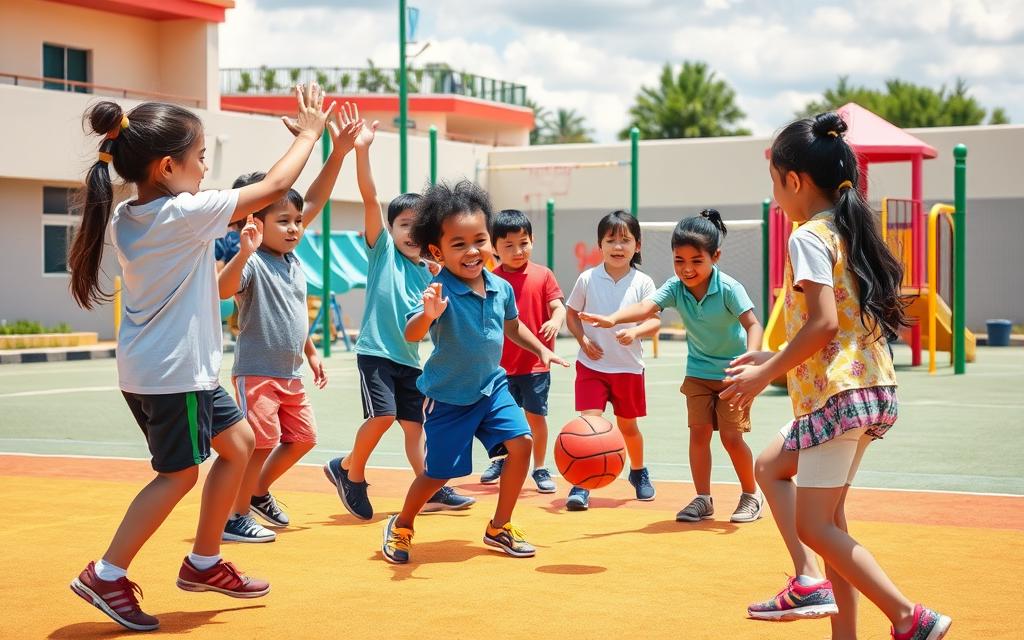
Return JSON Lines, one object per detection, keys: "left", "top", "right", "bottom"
{"left": 502, "top": 523, "right": 527, "bottom": 542}
{"left": 389, "top": 528, "right": 413, "bottom": 551}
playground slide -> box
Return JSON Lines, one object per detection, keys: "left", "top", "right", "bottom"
{"left": 903, "top": 293, "right": 977, "bottom": 363}
{"left": 294, "top": 235, "right": 354, "bottom": 295}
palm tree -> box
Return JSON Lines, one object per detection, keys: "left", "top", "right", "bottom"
{"left": 543, "top": 108, "right": 594, "bottom": 144}
{"left": 620, "top": 61, "right": 750, "bottom": 139}
{"left": 526, "top": 98, "right": 552, "bottom": 145}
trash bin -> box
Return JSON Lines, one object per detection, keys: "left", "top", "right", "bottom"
{"left": 986, "top": 319, "right": 1012, "bottom": 347}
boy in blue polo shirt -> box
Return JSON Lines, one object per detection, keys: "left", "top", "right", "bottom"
{"left": 580, "top": 210, "right": 765, "bottom": 524}
{"left": 381, "top": 180, "right": 568, "bottom": 564}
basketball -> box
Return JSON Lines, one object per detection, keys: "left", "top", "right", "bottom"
{"left": 554, "top": 415, "right": 626, "bottom": 489}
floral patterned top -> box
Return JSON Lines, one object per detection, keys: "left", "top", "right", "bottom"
{"left": 783, "top": 211, "right": 897, "bottom": 418}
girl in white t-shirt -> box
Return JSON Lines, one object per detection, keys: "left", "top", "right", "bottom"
{"left": 564, "top": 210, "right": 660, "bottom": 511}
{"left": 67, "top": 85, "right": 332, "bottom": 632}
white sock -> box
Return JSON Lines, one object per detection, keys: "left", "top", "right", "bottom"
{"left": 698, "top": 494, "right": 712, "bottom": 503}
{"left": 94, "top": 559, "right": 127, "bottom": 582}
{"left": 796, "top": 574, "right": 826, "bottom": 586}
{"left": 188, "top": 552, "right": 220, "bottom": 571}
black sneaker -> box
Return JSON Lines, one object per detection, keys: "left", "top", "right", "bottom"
{"left": 628, "top": 467, "right": 656, "bottom": 501}
{"left": 250, "top": 493, "right": 289, "bottom": 527}
{"left": 323, "top": 457, "right": 373, "bottom": 520}
{"left": 222, "top": 514, "right": 276, "bottom": 543}
{"left": 480, "top": 457, "right": 505, "bottom": 484}
{"left": 532, "top": 467, "right": 557, "bottom": 493}
{"left": 565, "top": 486, "right": 590, "bottom": 511}
{"left": 422, "top": 485, "right": 477, "bottom": 512}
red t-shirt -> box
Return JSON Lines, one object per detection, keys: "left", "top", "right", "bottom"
{"left": 494, "top": 262, "right": 564, "bottom": 375}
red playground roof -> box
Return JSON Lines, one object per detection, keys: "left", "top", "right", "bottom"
{"left": 835, "top": 102, "right": 937, "bottom": 162}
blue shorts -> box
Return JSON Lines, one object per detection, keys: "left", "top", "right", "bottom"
{"left": 422, "top": 381, "right": 532, "bottom": 480}
{"left": 506, "top": 372, "right": 551, "bottom": 416}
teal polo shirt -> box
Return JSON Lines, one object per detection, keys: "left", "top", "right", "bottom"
{"left": 649, "top": 267, "right": 753, "bottom": 381}
{"left": 355, "top": 230, "right": 433, "bottom": 369}
{"left": 408, "top": 267, "right": 519, "bottom": 406}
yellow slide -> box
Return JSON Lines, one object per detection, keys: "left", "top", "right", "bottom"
{"left": 903, "top": 291, "right": 976, "bottom": 364}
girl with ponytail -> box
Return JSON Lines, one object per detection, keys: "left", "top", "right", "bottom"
{"left": 724, "top": 113, "right": 950, "bottom": 639}
{"left": 581, "top": 209, "right": 765, "bottom": 525}
{"left": 69, "top": 85, "right": 334, "bottom": 632}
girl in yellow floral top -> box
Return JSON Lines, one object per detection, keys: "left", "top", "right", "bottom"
{"left": 722, "top": 113, "right": 951, "bottom": 640}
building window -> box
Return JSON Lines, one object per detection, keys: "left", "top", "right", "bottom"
{"left": 42, "top": 186, "right": 79, "bottom": 276}
{"left": 43, "top": 43, "right": 89, "bottom": 93}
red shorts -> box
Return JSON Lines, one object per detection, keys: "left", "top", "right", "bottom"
{"left": 232, "top": 376, "right": 317, "bottom": 449}
{"left": 574, "top": 361, "right": 646, "bottom": 419}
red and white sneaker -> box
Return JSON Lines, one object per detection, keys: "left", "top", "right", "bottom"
{"left": 70, "top": 561, "right": 159, "bottom": 631}
{"left": 176, "top": 557, "right": 270, "bottom": 598}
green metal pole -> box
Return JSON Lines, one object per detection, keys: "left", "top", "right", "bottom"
{"left": 762, "top": 198, "right": 771, "bottom": 324}
{"left": 546, "top": 198, "right": 555, "bottom": 270}
{"left": 399, "top": 0, "right": 408, "bottom": 192}
{"left": 429, "top": 125, "right": 437, "bottom": 185}
{"left": 630, "top": 126, "right": 639, "bottom": 217}
{"left": 321, "top": 128, "right": 332, "bottom": 357}
{"left": 953, "top": 144, "right": 967, "bottom": 374}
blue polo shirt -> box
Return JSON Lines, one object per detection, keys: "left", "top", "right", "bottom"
{"left": 408, "top": 267, "right": 519, "bottom": 405}
{"left": 649, "top": 267, "right": 753, "bottom": 380}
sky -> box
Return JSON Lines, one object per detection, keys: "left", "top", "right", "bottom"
{"left": 219, "top": 0, "right": 1024, "bottom": 143}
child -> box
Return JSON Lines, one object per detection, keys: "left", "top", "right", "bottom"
{"left": 381, "top": 180, "right": 568, "bottom": 564}
{"left": 725, "top": 112, "right": 951, "bottom": 639}
{"left": 217, "top": 102, "right": 364, "bottom": 542}
{"left": 483, "top": 209, "right": 566, "bottom": 493}
{"left": 580, "top": 210, "right": 765, "bottom": 523}
{"left": 67, "top": 84, "right": 332, "bottom": 631}
{"left": 563, "top": 210, "right": 660, "bottom": 511}
{"left": 323, "top": 113, "right": 474, "bottom": 519}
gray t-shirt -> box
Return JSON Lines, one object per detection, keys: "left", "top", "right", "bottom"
{"left": 232, "top": 249, "right": 308, "bottom": 379}
{"left": 111, "top": 190, "right": 238, "bottom": 394}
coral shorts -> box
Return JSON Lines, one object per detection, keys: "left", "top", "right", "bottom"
{"left": 233, "top": 376, "right": 317, "bottom": 449}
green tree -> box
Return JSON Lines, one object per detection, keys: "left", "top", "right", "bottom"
{"left": 800, "top": 76, "right": 1009, "bottom": 127}
{"left": 525, "top": 98, "right": 552, "bottom": 145}
{"left": 539, "top": 108, "right": 594, "bottom": 144}
{"left": 620, "top": 61, "right": 750, "bottom": 139}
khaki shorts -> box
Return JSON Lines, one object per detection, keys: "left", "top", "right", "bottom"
{"left": 681, "top": 376, "right": 751, "bottom": 433}
{"left": 792, "top": 426, "right": 871, "bottom": 489}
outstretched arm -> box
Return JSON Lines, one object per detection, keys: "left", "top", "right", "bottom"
{"left": 300, "top": 102, "right": 361, "bottom": 229}
{"left": 579, "top": 299, "right": 660, "bottom": 328}
{"left": 352, "top": 114, "right": 386, "bottom": 247}
{"left": 504, "top": 318, "right": 570, "bottom": 369}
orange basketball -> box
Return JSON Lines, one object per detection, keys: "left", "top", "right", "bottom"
{"left": 554, "top": 415, "right": 626, "bottom": 489}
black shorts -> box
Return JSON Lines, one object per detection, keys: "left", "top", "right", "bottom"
{"left": 122, "top": 385, "right": 245, "bottom": 473}
{"left": 356, "top": 354, "right": 425, "bottom": 422}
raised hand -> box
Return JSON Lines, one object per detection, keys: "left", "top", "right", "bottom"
{"left": 328, "top": 101, "right": 363, "bottom": 154}
{"left": 581, "top": 335, "right": 604, "bottom": 360}
{"left": 239, "top": 214, "right": 263, "bottom": 255}
{"left": 579, "top": 312, "right": 614, "bottom": 328}
{"left": 354, "top": 115, "right": 380, "bottom": 150}
{"left": 422, "top": 283, "right": 448, "bottom": 319}
{"left": 280, "top": 82, "right": 335, "bottom": 140}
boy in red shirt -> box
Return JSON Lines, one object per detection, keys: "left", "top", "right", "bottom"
{"left": 485, "top": 209, "right": 566, "bottom": 492}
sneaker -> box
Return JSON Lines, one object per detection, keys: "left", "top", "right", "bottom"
{"left": 747, "top": 576, "right": 839, "bottom": 621}
{"left": 565, "top": 486, "right": 590, "bottom": 511}
{"left": 628, "top": 467, "right": 656, "bottom": 501}
{"left": 892, "top": 604, "right": 952, "bottom": 640}
{"left": 730, "top": 492, "right": 764, "bottom": 523}
{"left": 480, "top": 457, "right": 505, "bottom": 484}
{"left": 176, "top": 557, "right": 270, "bottom": 598}
{"left": 70, "top": 562, "right": 159, "bottom": 631}
{"left": 532, "top": 467, "right": 557, "bottom": 493}
{"left": 324, "top": 456, "right": 373, "bottom": 520}
{"left": 250, "top": 492, "right": 289, "bottom": 527}
{"left": 676, "top": 496, "right": 715, "bottom": 522}
{"left": 222, "top": 514, "right": 276, "bottom": 543}
{"left": 483, "top": 521, "right": 536, "bottom": 557}
{"left": 381, "top": 514, "right": 413, "bottom": 564}
{"left": 422, "top": 485, "right": 477, "bottom": 512}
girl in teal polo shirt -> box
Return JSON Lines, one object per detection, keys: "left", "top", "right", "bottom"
{"left": 580, "top": 210, "right": 764, "bottom": 524}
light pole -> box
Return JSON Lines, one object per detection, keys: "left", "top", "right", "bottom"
{"left": 398, "top": 0, "right": 408, "bottom": 192}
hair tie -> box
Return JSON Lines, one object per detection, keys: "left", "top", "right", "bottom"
{"left": 97, "top": 152, "right": 113, "bottom": 164}
{"left": 838, "top": 180, "right": 854, "bottom": 191}
{"left": 97, "top": 138, "right": 115, "bottom": 164}
{"left": 106, "top": 114, "right": 130, "bottom": 141}
{"left": 827, "top": 130, "right": 840, "bottom": 138}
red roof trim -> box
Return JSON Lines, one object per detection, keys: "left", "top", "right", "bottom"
{"left": 46, "top": 0, "right": 230, "bottom": 23}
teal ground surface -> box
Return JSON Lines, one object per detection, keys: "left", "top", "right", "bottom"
{"left": 1, "top": 340, "right": 1021, "bottom": 494}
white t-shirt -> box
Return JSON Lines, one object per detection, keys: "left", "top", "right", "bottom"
{"left": 111, "top": 190, "right": 239, "bottom": 394}
{"left": 789, "top": 227, "right": 835, "bottom": 288}
{"left": 566, "top": 265, "right": 656, "bottom": 374}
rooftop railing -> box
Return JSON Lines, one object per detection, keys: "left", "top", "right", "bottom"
{"left": 0, "top": 72, "right": 202, "bottom": 107}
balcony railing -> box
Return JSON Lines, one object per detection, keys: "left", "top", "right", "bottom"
{"left": 0, "top": 72, "right": 202, "bottom": 107}
{"left": 220, "top": 66, "right": 528, "bottom": 107}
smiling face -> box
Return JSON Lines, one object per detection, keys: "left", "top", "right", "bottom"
{"left": 672, "top": 243, "right": 719, "bottom": 291}
{"left": 389, "top": 209, "right": 421, "bottom": 261}
{"left": 494, "top": 229, "right": 533, "bottom": 271}
{"left": 599, "top": 227, "right": 639, "bottom": 271}
{"left": 159, "top": 132, "right": 208, "bottom": 196}
{"left": 428, "top": 211, "right": 492, "bottom": 282}
{"left": 259, "top": 199, "right": 303, "bottom": 255}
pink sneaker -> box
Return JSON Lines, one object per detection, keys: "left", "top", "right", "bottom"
{"left": 748, "top": 576, "right": 839, "bottom": 621}
{"left": 70, "top": 561, "right": 159, "bottom": 631}
{"left": 892, "top": 604, "right": 952, "bottom": 640}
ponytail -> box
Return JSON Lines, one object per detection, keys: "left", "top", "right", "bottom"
{"left": 672, "top": 208, "right": 727, "bottom": 254}
{"left": 770, "top": 112, "right": 908, "bottom": 341}
{"left": 68, "top": 100, "right": 203, "bottom": 309}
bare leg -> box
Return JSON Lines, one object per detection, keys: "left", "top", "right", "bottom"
{"left": 615, "top": 416, "right": 645, "bottom": 469}
{"left": 827, "top": 484, "right": 859, "bottom": 640}
{"left": 193, "top": 421, "right": 255, "bottom": 556}
{"left": 720, "top": 430, "right": 756, "bottom": 494}
{"left": 689, "top": 423, "right": 714, "bottom": 495}
{"left": 102, "top": 466, "right": 199, "bottom": 569}
{"left": 342, "top": 416, "right": 396, "bottom": 483}
{"left": 755, "top": 434, "right": 823, "bottom": 578}
{"left": 232, "top": 448, "right": 271, "bottom": 515}
{"left": 257, "top": 441, "right": 315, "bottom": 494}
{"left": 524, "top": 412, "right": 548, "bottom": 469}
{"left": 397, "top": 419, "right": 426, "bottom": 476}
{"left": 493, "top": 435, "right": 532, "bottom": 527}
{"left": 394, "top": 474, "right": 447, "bottom": 530}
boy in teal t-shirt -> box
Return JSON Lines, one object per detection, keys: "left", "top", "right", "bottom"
{"left": 323, "top": 114, "right": 474, "bottom": 519}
